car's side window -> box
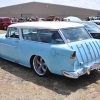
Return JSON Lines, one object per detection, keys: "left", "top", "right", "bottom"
{"left": 39, "top": 30, "right": 64, "bottom": 44}
{"left": 7, "top": 27, "right": 19, "bottom": 38}
{"left": 22, "top": 28, "right": 38, "bottom": 41}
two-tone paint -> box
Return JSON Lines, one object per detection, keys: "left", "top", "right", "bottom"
{"left": 0, "top": 22, "right": 100, "bottom": 78}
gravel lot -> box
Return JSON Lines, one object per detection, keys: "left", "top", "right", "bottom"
{"left": 0, "top": 30, "right": 6, "bottom": 34}
{"left": 0, "top": 30, "right": 100, "bottom": 100}
{"left": 0, "top": 57, "right": 100, "bottom": 100}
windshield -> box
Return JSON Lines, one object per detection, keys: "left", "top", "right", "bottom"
{"left": 60, "top": 27, "right": 91, "bottom": 43}
{"left": 83, "top": 22, "right": 100, "bottom": 33}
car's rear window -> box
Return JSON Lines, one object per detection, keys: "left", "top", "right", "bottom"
{"left": 60, "top": 27, "right": 91, "bottom": 43}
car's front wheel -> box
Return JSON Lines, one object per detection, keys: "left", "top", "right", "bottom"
{"left": 32, "top": 56, "right": 50, "bottom": 77}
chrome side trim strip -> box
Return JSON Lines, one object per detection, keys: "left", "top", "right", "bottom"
{"left": 0, "top": 43, "right": 16, "bottom": 48}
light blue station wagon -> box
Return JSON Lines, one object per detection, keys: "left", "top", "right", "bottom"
{"left": 0, "top": 22, "right": 100, "bottom": 78}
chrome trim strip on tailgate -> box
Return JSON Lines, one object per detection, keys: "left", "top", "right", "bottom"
{"left": 70, "top": 40, "right": 100, "bottom": 66}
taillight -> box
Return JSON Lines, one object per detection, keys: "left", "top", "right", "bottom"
{"left": 70, "top": 51, "right": 76, "bottom": 60}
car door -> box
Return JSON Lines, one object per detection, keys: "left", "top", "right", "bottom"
{"left": 0, "top": 27, "right": 19, "bottom": 62}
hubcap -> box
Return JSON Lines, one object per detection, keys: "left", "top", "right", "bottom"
{"left": 33, "top": 56, "right": 47, "bottom": 75}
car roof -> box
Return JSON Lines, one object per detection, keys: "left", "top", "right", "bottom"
{"left": 65, "top": 20, "right": 96, "bottom": 24}
{"left": 89, "top": 20, "right": 100, "bottom": 22}
{"left": 9, "top": 22, "right": 83, "bottom": 29}
{"left": 76, "top": 21, "right": 95, "bottom": 24}
{"left": 63, "top": 16, "right": 82, "bottom": 21}
{"left": 79, "top": 21, "right": 99, "bottom": 25}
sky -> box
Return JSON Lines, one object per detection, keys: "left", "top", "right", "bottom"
{"left": 0, "top": 0, "right": 100, "bottom": 10}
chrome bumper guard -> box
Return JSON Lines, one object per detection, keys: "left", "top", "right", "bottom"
{"left": 62, "top": 63, "right": 100, "bottom": 79}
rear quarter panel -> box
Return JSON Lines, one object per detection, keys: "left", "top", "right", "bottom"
{"left": 18, "top": 40, "right": 75, "bottom": 75}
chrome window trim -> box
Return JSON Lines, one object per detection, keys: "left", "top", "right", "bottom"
{"left": 21, "top": 28, "right": 65, "bottom": 44}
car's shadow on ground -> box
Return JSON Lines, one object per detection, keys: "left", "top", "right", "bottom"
{"left": 0, "top": 58, "right": 100, "bottom": 96}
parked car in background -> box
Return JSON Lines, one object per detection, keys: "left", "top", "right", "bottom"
{"left": 88, "top": 20, "right": 100, "bottom": 26}
{"left": 63, "top": 16, "right": 82, "bottom": 21}
{"left": 63, "top": 16, "right": 100, "bottom": 39}
{"left": 0, "top": 17, "right": 16, "bottom": 30}
{"left": 81, "top": 21, "right": 100, "bottom": 39}
{"left": 0, "top": 22, "right": 100, "bottom": 78}
{"left": 38, "top": 18, "right": 45, "bottom": 21}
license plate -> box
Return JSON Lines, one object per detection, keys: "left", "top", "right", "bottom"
{"left": 91, "top": 63, "right": 100, "bottom": 70}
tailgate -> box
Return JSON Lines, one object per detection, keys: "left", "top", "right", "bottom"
{"left": 69, "top": 39, "right": 100, "bottom": 66}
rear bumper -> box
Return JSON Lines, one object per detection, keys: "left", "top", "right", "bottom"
{"left": 62, "top": 63, "right": 100, "bottom": 79}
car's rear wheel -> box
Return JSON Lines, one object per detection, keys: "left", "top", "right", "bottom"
{"left": 32, "top": 56, "right": 50, "bottom": 76}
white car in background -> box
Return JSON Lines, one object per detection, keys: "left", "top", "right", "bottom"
{"left": 63, "top": 16, "right": 100, "bottom": 39}
{"left": 63, "top": 16, "right": 82, "bottom": 21}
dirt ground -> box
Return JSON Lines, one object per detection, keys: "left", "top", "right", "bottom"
{"left": 0, "top": 30, "right": 6, "bottom": 34}
{"left": 0, "top": 58, "right": 100, "bottom": 100}
{"left": 0, "top": 30, "right": 100, "bottom": 100}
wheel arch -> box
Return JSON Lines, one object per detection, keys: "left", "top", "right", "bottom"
{"left": 30, "top": 55, "right": 51, "bottom": 76}
{"left": 30, "top": 55, "right": 47, "bottom": 67}
{"left": 30, "top": 55, "right": 36, "bottom": 68}
{"left": 30, "top": 55, "right": 50, "bottom": 70}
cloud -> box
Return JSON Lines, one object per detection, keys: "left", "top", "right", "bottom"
{"left": 52, "top": 0, "right": 100, "bottom": 10}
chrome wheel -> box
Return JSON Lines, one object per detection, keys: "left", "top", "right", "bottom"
{"left": 33, "top": 56, "right": 50, "bottom": 76}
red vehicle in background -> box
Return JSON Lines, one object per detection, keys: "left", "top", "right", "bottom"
{"left": 0, "top": 17, "right": 16, "bottom": 30}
